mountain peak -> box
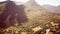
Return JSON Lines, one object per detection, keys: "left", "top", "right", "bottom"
{"left": 27, "top": 0, "right": 37, "bottom": 5}
{"left": 27, "top": 0, "right": 36, "bottom": 4}
{"left": 24, "top": 0, "right": 40, "bottom": 7}
{"left": 29, "top": 0, "right": 35, "bottom": 2}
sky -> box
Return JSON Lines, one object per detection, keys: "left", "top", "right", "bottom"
{"left": 0, "top": 0, "right": 60, "bottom": 6}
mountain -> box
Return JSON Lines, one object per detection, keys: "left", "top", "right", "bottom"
{"left": 0, "top": 0, "right": 50, "bottom": 28}
{"left": 0, "top": 1, "right": 28, "bottom": 28}
{"left": 0, "top": 0, "right": 60, "bottom": 30}
{"left": 24, "top": 0, "right": 49, "bottom": 20}
{"left": 42, "top": 5, "right": 60, "bottom": 13}
{"left": 24, "top": 0, "right": 60, "bottom": 20}
{"left": 23, "top": 0, "right": 60, "bottom": 28}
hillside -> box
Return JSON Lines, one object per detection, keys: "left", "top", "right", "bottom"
{"left": 23, "top": 0, "right": 60, "bottom": 27}
{"left": 0, "top": 1, "right": 28, "bottom": 28}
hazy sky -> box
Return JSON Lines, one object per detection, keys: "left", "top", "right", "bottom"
{"left": 0, "top": 0, "right": 60, "bottom": 6}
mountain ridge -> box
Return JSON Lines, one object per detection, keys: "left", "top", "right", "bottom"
{"left": 42, "top": 5, "right": 60, "bottom": 13}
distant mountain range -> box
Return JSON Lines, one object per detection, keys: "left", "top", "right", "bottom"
{"left": 42, "top": 5, "right": 60, "bottom": 13}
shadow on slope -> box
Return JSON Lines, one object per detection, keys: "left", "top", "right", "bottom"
{"left": 0, "top": 1, "right": 28, "bottom": 29}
